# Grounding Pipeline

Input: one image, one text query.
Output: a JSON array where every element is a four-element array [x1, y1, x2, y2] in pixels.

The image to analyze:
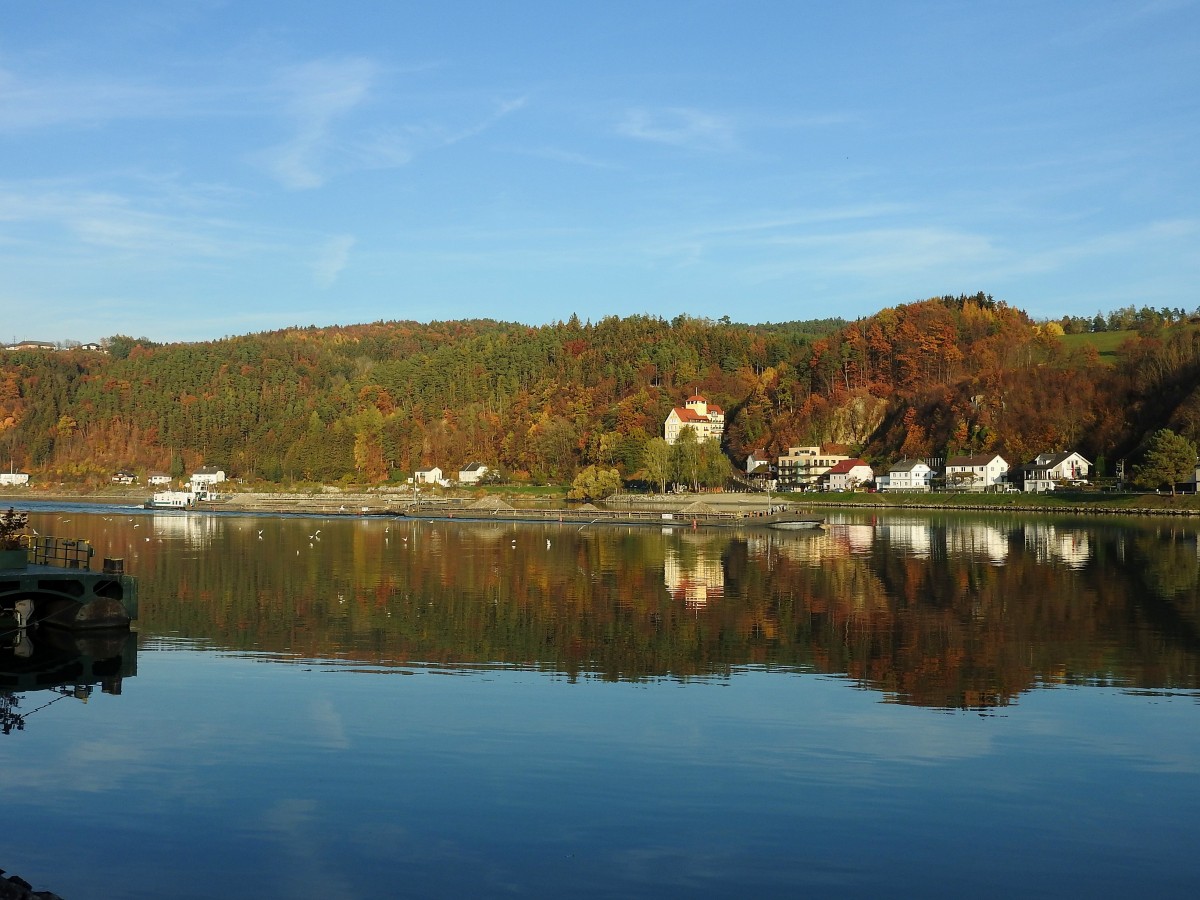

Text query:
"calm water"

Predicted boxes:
[[3, 502, 1199, 898]]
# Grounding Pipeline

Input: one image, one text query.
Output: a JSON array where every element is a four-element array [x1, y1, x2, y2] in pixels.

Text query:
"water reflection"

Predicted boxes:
[[20, 507, 1200, 709], [0, 629, 136, 734]]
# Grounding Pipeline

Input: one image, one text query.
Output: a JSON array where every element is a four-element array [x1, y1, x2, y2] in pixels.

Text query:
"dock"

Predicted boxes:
[[0, 536, 137, 630]]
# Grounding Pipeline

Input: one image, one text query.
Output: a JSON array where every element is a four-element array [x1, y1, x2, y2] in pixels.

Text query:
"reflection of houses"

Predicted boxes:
[[875, 520, 933, 557], [776, 446, 849, 490], [877, 460, 932, 492], [664, 542, 725, 608], [945, 453, 1009, 491], [1020, 451, 1091, 492], [949, 524, 1010, 564], [150, 513, 221, 548], [1024, 524, 1091, 569], [664, 395, 725, 444]]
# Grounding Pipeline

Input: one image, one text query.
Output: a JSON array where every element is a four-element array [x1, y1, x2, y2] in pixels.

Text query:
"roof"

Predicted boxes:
[[888, 459, 929, 473], [460, 462, 488, 472], [946, 454, 1007, 468], [1031, 451, 1090, 468], [827, 458, 871, 475], [194, 465, 224, 474], [670, 406, 709, 423], [686, 394, 706, 402]]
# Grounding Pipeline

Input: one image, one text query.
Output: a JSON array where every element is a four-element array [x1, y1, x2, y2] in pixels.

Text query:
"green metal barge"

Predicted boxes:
[[0, 536, 137, 630]]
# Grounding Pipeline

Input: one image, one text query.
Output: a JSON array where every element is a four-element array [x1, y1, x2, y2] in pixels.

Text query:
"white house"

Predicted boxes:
[[415, 467, 443, 485], [458, 462, 489, 484], [111, 470, 136, 485], [664, 395, 725, 445], [945, 454, 1009, 491], [824, 459, 874, 491], [745, 449, 772, 476], [1022, 451, 1092, 492], [0, 472, 30, 486], [878, 460, 933, 492], [190, 466, 226, 487], [147, 472, 172, 487]]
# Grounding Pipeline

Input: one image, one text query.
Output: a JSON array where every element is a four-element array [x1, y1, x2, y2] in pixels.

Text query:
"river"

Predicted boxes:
[[2, 502, 1198, 898]]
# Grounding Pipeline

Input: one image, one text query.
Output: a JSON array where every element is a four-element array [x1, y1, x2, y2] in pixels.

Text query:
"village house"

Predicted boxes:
[[877, 459, 933, 492], [776, 446, 850, 490], [824, 458, 874, 491], [3, 340, 56, 351], [945, 453, 1010, 491], [415, 466, 443, 485], [0, 472, 30, 486], [190, 466, 226, 487], [110, 470, 137, 485], [147, 473, 172, 487], [663, 395, 725, 445], [1020, 451, 1092, 492], [458, 462, 489, 484], [188, 466, 226, 497], [745, 449, 772, 476]]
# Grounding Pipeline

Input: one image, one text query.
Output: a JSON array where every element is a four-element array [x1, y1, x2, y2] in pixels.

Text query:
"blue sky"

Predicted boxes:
[[1, 1, 1196, 343]]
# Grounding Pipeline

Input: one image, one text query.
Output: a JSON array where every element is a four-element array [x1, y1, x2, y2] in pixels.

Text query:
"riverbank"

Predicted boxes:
[[2, 484, 1199, 519]]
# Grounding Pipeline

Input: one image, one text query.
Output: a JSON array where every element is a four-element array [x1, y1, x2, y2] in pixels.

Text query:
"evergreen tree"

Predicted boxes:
[[1135, 429, 1198, 495]]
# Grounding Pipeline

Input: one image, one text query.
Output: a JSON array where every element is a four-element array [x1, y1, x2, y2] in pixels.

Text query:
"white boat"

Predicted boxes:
[[145, 490, 196, 509], [767, 516, 825, 530]]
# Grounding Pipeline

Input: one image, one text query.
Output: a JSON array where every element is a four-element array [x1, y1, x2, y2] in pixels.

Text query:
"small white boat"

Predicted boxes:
[[766, 516, 824, 530]]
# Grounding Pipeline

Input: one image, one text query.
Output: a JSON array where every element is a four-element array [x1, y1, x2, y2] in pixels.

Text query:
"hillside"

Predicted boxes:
[[2, 296, 1198, 487]]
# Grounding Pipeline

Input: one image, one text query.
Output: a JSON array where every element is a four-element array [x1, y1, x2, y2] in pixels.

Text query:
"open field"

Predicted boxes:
[[1060, 329, 1137, 364]]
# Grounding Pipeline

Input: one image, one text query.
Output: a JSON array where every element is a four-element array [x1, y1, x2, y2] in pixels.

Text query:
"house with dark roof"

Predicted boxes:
[[878, 459, 933, 492], [1020, 451, 1091, 492], [945, 453, 1009, 491]]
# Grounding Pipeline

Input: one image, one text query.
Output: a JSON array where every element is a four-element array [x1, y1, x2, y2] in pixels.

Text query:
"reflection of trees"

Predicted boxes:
[[29, 512, 1200, 707]]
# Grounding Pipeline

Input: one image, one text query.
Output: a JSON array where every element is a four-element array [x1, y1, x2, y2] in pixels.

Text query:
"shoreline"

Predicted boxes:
[[2, 486, 1199, 521]]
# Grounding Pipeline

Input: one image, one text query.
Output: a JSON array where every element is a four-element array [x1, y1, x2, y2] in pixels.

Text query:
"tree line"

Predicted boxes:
[[1, 296, 1199, 489]]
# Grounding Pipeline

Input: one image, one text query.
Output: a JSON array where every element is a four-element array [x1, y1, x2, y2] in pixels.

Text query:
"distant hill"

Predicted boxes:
[[2, 298, 1198, 486]]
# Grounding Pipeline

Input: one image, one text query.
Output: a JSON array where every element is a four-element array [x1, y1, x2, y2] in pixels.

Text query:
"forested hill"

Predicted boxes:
[[2, 295, 1198, 486]]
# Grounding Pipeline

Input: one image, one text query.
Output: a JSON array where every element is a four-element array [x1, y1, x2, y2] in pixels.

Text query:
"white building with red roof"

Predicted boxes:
[[664, 395, 725, 444], [824, 458, 874, 491]]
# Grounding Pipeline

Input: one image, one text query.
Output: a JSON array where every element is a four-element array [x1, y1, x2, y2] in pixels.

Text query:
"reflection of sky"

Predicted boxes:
[[3, 651, 1198, 898]]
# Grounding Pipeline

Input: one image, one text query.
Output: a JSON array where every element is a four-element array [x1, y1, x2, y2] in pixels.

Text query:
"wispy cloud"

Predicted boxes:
[[0, 66, 188, 132], [313, 234, 355, 288], [258, 57, 528, 189], [259, 58, 381, 190], [617, 107, 737, 152], [0, 183, 254, 259]]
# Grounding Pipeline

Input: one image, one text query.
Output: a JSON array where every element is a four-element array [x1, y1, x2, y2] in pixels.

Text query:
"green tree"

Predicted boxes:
[[568, 465, 622, 501], [642, 437, 672, 494], [1134, 429, 1198, 496], [670, 427, 701, 492], [698, 437, 733, 488]]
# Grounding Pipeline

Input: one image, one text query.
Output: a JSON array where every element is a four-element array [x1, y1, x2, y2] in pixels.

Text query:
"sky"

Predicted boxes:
[[1, 0, 1197, 343]]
